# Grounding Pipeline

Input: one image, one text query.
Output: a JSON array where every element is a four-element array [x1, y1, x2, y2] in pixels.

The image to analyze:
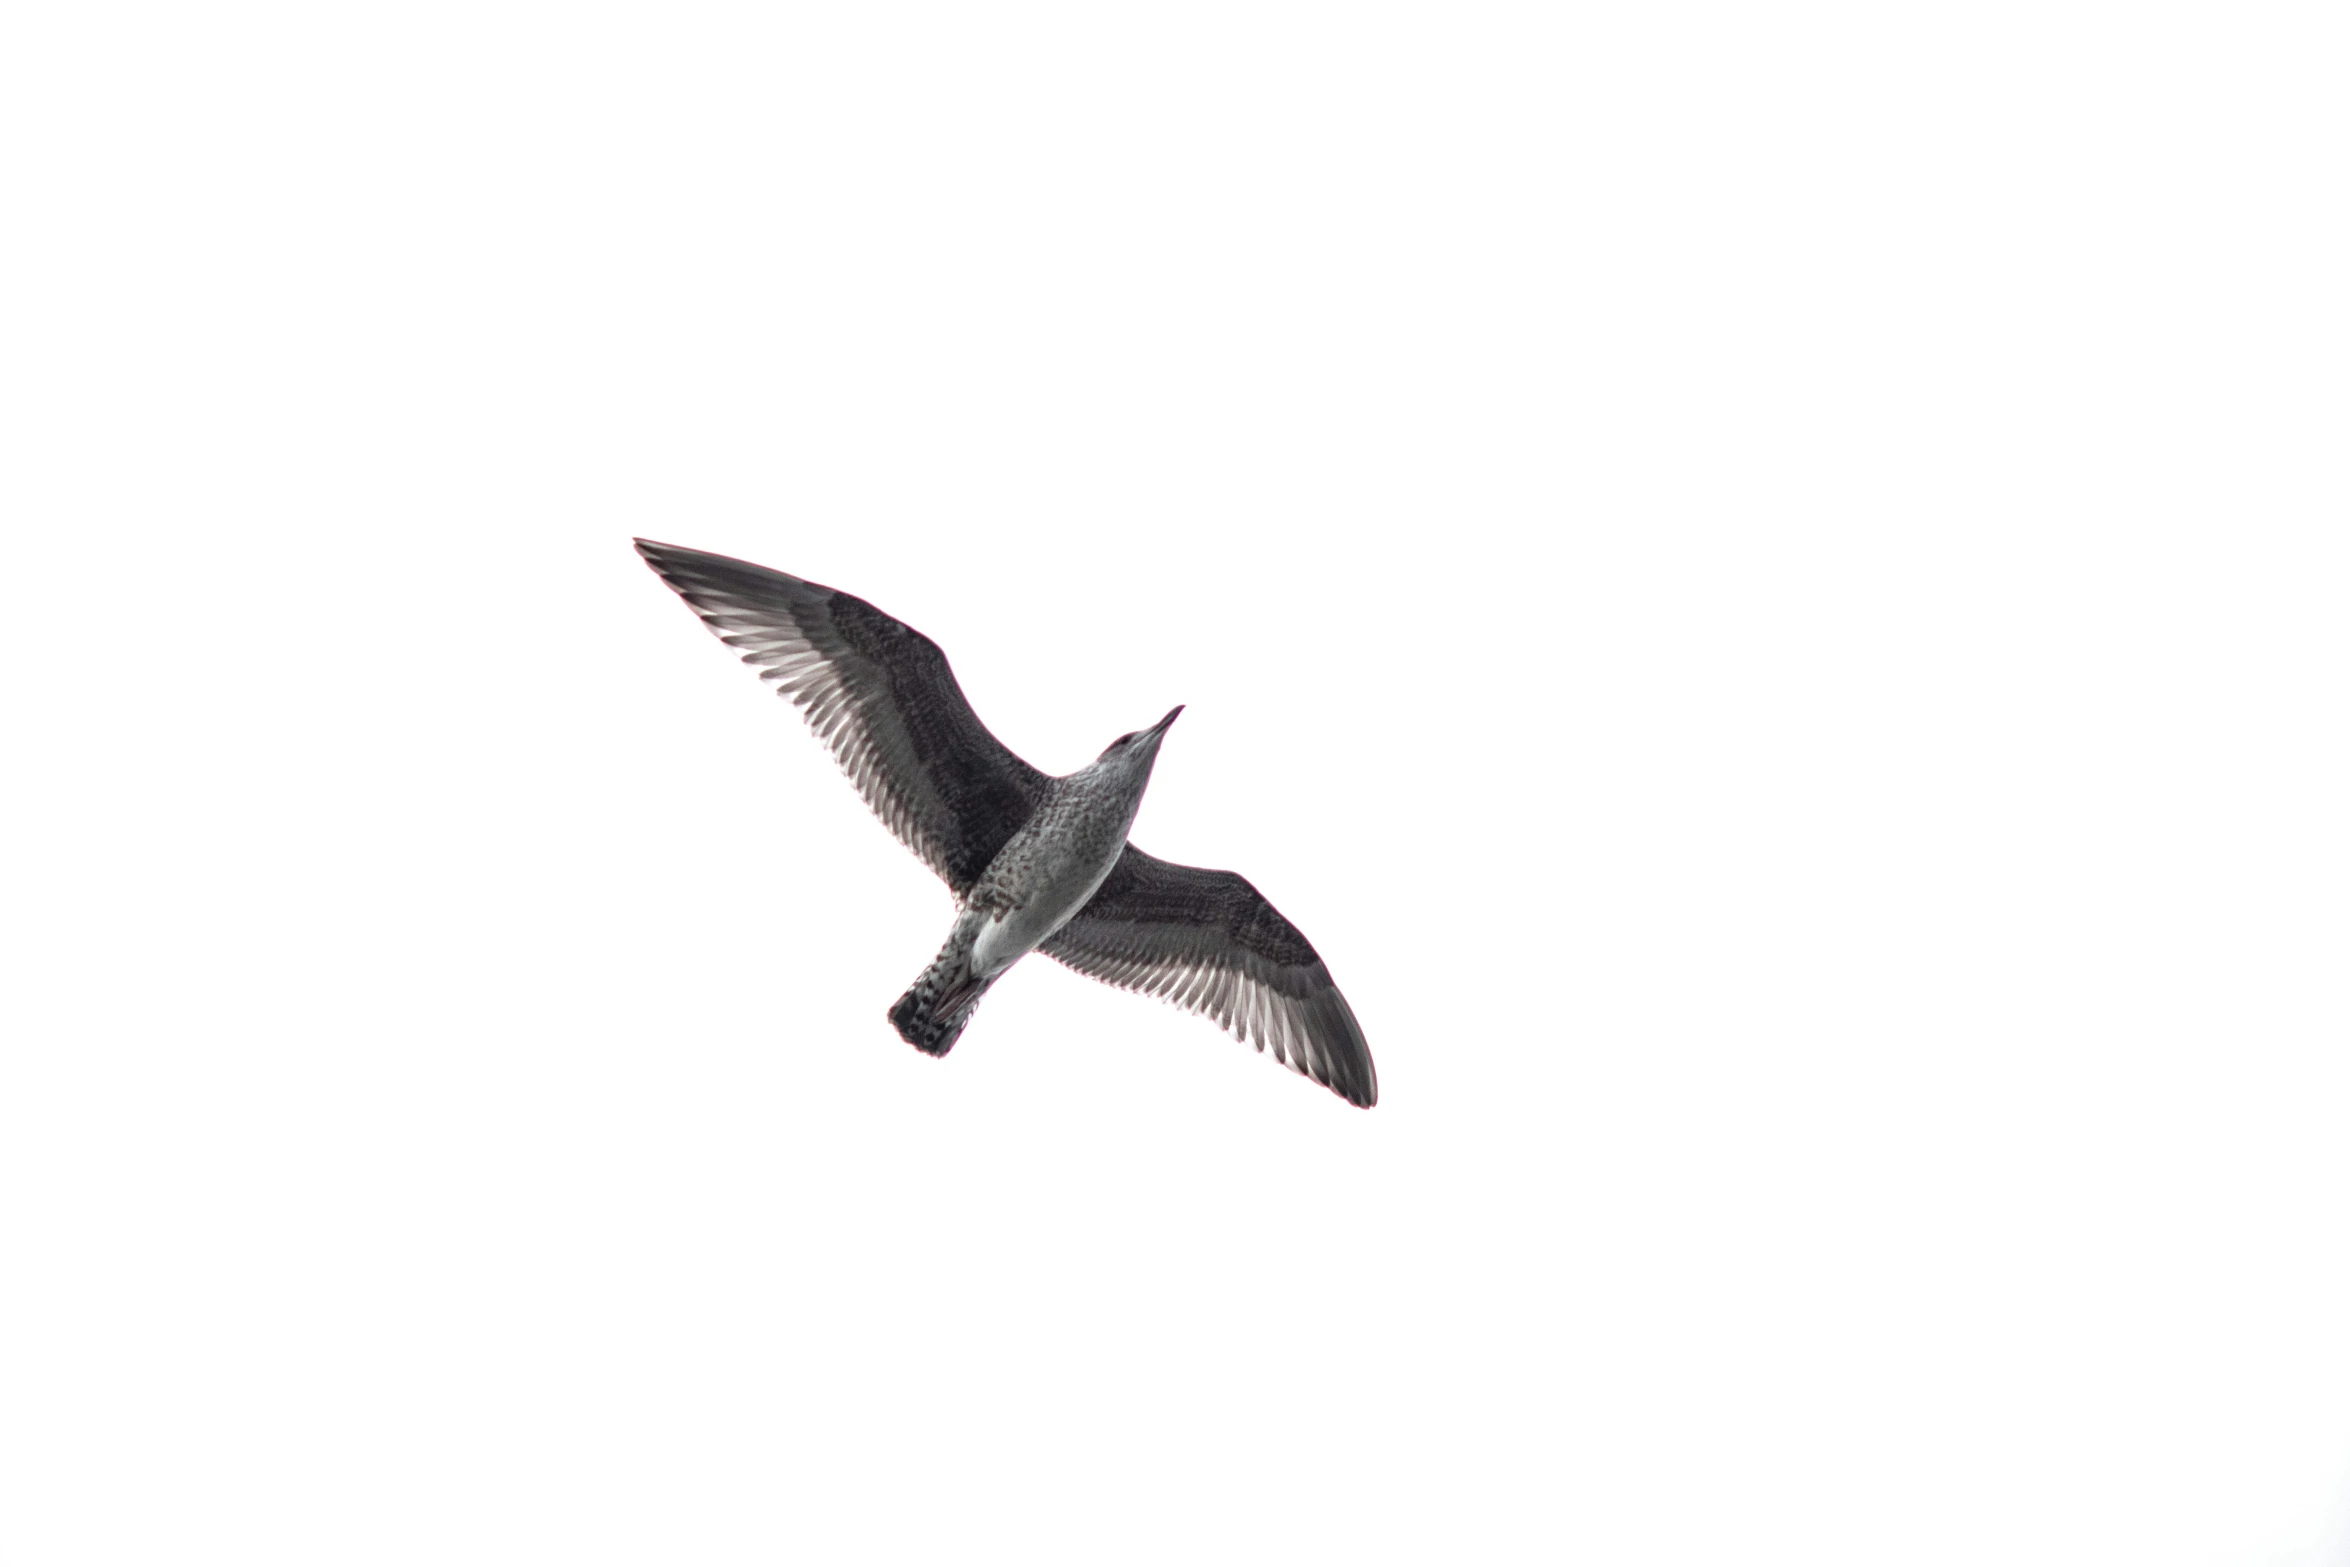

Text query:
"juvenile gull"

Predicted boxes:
[[635, 539, 1377, 1107]]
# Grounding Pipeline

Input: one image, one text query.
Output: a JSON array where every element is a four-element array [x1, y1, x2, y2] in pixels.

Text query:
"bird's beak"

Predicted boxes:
[[1147, 705, 1184, 739]]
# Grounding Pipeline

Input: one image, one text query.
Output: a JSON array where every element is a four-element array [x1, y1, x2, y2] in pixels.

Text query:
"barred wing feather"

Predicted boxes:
[[1043, 846, 1377, 1107], [634, 539, 1049, 894]]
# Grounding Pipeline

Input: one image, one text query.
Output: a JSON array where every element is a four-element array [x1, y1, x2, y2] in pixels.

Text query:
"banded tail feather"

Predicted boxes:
[[887, 936, 997, 1057]]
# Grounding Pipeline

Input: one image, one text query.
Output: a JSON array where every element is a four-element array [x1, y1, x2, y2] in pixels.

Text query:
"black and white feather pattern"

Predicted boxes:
[[1042, 846, 1377, 1107], [637, 539, 1379, 1107], [634, 539, 1048, 894]]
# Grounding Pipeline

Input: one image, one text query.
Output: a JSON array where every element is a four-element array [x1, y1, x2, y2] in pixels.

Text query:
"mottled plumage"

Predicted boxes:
[[635, 539, 1377, 1107]]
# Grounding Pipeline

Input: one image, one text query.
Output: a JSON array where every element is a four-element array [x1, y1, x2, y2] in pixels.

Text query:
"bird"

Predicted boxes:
[[634, 539, 1377, 1107]]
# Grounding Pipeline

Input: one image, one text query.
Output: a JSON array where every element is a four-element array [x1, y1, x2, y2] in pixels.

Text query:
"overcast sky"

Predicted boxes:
[[5, 3, 2347, 1563]]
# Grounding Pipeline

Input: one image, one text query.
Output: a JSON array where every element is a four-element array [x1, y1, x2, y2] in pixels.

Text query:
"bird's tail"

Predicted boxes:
[[888, 935, 997, 1057]]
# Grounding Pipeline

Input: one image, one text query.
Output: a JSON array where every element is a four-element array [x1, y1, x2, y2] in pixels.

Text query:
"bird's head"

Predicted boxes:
[[1098, 704, 1183, 766]]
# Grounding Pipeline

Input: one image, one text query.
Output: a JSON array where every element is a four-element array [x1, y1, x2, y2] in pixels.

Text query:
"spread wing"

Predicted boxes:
[[635, 539, 1050, 894], [1042, 846, 1377, 1107]]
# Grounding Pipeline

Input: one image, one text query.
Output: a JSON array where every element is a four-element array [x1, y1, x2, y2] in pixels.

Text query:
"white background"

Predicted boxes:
[[4, 3, 2346, 1562]]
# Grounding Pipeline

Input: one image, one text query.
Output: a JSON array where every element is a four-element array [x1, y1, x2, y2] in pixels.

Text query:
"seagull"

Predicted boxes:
[[634, 539, 1377, 1107]]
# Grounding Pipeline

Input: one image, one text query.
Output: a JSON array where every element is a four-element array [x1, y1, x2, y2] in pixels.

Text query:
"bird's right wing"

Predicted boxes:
[[1041, 845, 1377, 1107], [635, 540, 1050, 895]]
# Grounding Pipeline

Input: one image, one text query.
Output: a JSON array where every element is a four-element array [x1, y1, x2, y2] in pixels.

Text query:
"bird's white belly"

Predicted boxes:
[[967, 840, 1124, 978]]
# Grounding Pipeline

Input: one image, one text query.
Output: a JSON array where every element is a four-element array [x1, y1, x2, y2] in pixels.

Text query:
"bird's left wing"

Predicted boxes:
[[635, 540, 1050, 894], [1041, 845, 1377, 1107]]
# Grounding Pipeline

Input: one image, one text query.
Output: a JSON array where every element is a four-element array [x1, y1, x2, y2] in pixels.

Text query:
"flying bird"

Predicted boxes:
[[635, 539, 1377, 1107]]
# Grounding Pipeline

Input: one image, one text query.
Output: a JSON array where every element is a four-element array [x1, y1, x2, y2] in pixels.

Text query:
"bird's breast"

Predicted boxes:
[[964, 783, 1140, 976]]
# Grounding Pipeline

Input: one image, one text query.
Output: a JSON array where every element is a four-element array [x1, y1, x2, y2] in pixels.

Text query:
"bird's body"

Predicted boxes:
[[635, 539, 1377, 1106], [964, 748, 1165, 974], [891, 711, 1179, 1054]]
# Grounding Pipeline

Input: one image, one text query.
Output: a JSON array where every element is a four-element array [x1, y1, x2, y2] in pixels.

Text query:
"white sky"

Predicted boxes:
[[4, 3, 2347, 1562]]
